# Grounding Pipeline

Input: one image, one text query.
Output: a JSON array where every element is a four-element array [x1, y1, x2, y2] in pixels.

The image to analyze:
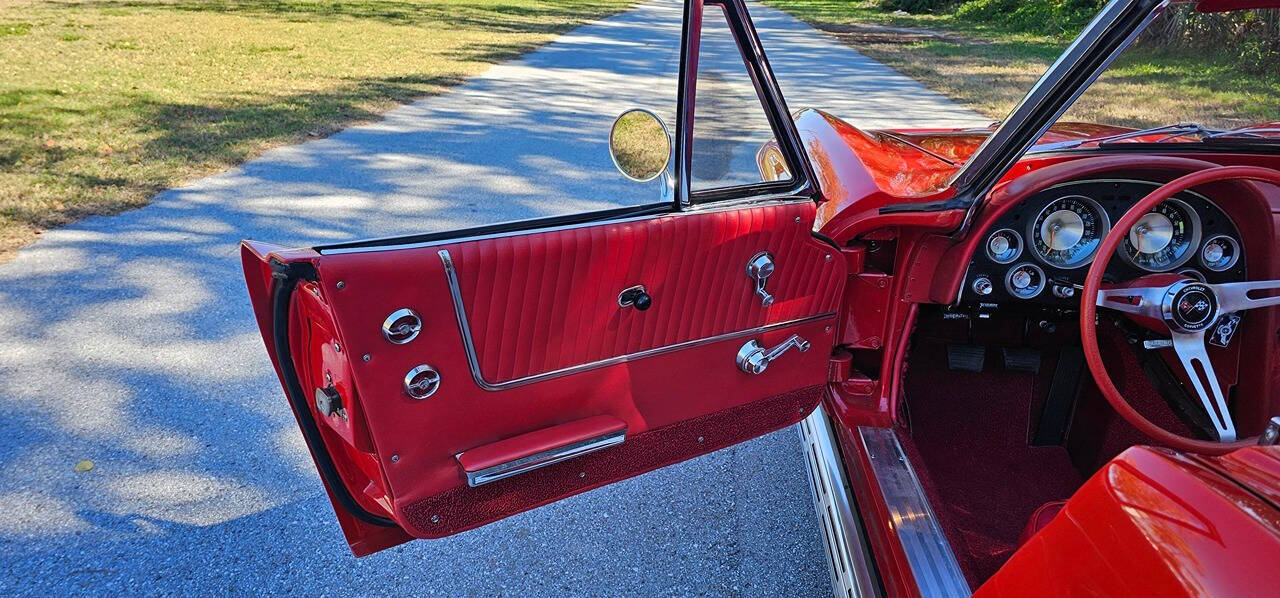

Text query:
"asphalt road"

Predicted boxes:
[[0, 1, 980, 595]]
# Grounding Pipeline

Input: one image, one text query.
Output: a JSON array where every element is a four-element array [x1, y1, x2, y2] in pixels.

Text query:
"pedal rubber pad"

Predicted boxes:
[[1002, 347, 1042, 374], [946, 344, 986, 372]]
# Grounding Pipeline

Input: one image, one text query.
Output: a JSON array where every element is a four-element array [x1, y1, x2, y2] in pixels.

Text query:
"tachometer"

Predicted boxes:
[[1119, 198, 1201, 272], [1028, 195, 1110, 269]]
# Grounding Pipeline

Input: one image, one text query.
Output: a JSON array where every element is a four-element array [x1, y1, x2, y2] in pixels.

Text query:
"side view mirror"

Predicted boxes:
[[608, 109, 672, 183]]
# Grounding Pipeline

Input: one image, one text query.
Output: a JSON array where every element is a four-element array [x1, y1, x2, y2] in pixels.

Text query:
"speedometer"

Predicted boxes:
[[1028, 195, 1110, 269], [1119, 198, 1201, 272]]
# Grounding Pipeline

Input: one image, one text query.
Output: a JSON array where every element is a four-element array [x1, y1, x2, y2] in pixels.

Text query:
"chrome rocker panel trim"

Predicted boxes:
[[801, 407, 880, 598], [858, 426, 970, 598], [438, 248, 836, 391]]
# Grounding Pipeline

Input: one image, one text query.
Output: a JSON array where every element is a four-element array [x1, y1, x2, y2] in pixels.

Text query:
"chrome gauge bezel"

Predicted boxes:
[[1177, 268, 1207, 283], [1004, 262, 1046, 299], [1199, 234, 1241, 272], [1027, 194, 1111, 270], [1116, 197, 1201, 273], [986, 228, 1024, 264]]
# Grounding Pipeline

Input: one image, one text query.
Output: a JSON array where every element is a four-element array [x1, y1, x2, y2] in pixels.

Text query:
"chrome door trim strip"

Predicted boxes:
[[318, 197, 811, 256], [801, 407, 881, 598], [457, 428, 627, 487], [857, 426, 970, 598], [438, 249, 835, 391]]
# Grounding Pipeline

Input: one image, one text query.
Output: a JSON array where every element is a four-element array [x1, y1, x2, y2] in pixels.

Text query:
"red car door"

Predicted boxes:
[[240, 0, 845, 556]]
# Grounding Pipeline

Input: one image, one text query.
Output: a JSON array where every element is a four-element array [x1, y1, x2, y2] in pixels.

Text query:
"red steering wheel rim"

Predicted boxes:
[[1080, 165, 1280, 455]]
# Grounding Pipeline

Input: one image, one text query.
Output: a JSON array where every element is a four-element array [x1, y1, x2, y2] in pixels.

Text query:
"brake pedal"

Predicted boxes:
[[946, 344, 985, 372], [1003, 347, 1042, 374]]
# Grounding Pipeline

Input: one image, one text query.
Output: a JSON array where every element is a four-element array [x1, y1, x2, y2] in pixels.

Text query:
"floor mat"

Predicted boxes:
[[900, 339, 1085, 585]]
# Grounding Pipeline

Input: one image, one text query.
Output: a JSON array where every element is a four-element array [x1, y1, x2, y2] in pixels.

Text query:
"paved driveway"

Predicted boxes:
[[0, 1, 980, 595]]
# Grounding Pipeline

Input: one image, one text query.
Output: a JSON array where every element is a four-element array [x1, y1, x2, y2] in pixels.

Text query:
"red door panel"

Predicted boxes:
[[441, 203, 843, 384], [242, 199, 846, 552]]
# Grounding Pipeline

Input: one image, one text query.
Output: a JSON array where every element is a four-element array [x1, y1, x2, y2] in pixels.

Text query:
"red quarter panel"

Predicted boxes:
[[977, 446, 1280, 597], [297, 200, 844, 538]]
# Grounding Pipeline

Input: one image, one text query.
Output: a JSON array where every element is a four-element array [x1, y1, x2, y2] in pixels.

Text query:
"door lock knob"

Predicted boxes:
[[618, 285, 652, 311], [736, 334, 810, 374]]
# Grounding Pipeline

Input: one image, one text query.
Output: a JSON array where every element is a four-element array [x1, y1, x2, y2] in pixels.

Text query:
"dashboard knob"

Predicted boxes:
[[972, 276, 993, 296]]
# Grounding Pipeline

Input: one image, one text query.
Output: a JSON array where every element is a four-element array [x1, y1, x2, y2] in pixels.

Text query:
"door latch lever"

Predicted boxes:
[[736, 334, 810, 375]]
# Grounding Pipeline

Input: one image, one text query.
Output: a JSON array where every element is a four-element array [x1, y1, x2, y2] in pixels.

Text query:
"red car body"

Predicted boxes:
[[241, 0, 1280, 594]]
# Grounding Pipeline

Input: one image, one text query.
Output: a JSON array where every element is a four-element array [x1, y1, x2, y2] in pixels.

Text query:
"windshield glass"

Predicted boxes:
[[1048, 4, 1279, 136]]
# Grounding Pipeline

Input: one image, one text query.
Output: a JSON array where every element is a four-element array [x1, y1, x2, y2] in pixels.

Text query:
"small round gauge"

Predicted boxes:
[[1005, 263, 1046, 299], [1119, 198, 1201, 272], [986, 228, 1023, 264], [1200, 234, 1241, 271], [1028, 195, 1110, 269]]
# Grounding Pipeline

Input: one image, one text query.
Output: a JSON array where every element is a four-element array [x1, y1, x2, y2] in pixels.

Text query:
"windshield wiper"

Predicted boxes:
[[1032, 122, 1223, 152], [1204, 126, 1280, 141], [877, 131, 957, 166]]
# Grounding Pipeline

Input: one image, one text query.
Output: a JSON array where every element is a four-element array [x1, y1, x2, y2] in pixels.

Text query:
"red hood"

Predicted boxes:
[[796, 109, 1279, 198]]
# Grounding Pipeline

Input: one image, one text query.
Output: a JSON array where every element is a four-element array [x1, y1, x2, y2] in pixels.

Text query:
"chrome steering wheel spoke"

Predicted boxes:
[[1171, 331, 1236, 442], [1095, 285, 1167, 319], [1212, 279, 1280, 314]]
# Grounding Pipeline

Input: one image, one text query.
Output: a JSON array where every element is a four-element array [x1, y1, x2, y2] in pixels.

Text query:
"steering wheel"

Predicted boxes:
[[1081, 165, 1280, 454]]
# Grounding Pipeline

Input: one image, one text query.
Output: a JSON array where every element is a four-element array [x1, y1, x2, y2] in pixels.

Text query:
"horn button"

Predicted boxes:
[[1162, 281, 1219, 333]]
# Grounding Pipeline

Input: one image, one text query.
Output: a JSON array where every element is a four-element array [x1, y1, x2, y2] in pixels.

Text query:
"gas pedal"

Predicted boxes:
[[1003, 347, 1042, 374]]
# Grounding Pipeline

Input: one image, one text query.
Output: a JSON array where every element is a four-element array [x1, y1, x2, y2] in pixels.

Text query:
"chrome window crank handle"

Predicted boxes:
[[747, 251, 775, 307], [736, 334, 810, 375]]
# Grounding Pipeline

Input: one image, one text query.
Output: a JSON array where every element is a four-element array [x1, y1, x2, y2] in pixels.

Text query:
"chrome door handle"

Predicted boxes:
[[747, 251, 775, 307], [736, 334, 810, 375]]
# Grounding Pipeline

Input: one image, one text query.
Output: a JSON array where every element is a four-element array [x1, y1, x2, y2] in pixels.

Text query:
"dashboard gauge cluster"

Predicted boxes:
[[962, 179, 1247, 306]]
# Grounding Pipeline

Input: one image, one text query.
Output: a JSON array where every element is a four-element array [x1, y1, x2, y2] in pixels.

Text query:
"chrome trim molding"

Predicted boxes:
[[800, 407, 880, 598], [858, 427, 970, 598], [457, 428, 626, 487], [318, 198, 811, 256], [438, 249, 836, 391], [617, 284, 648, 308]]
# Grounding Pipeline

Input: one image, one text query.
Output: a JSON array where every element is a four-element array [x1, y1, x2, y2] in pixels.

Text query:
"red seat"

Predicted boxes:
[[1019, 500, 1068, 545]]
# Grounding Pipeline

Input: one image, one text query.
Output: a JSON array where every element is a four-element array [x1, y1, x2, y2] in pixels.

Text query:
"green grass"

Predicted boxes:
[[764, 0, 1280, 130], [0, 0, 635, 259], [610, 110, 670, 181]]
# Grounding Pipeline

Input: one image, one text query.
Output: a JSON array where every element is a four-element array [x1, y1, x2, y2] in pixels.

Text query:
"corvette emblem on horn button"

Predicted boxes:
[[1165, 282, 1218, 332]]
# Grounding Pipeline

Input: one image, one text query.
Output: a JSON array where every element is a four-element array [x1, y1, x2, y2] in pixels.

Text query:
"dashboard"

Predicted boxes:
[[961, 179, 1247, 306]]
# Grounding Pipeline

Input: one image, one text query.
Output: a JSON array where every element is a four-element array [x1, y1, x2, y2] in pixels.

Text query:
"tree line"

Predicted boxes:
[[879, 0, 1279, 74]]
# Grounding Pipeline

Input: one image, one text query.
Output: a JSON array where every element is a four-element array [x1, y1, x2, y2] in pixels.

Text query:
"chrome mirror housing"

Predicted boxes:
[[608, 108, 672, 183]]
